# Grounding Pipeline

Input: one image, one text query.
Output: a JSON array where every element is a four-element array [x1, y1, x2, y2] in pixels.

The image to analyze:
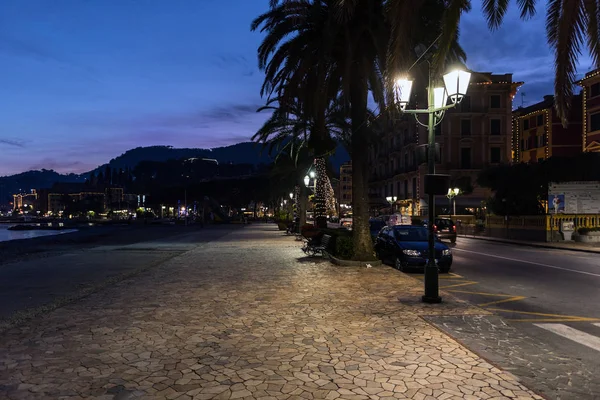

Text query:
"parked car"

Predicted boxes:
[[374, 225, 452, 273], [340, 218, 353, 230], [423, 218, 457, 243]]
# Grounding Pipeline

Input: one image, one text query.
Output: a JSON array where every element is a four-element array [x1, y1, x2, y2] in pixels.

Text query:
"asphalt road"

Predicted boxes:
[[424, 237, 600, 400]]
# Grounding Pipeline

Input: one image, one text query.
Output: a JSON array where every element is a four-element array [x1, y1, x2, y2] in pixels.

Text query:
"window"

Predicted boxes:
[[520, 139, 525, 150], [460, 148, 472, 169], [404, 180, 409, 198], [460, 96, 471, 112], [397, 182, 401, 196], [490, 147, 501, 163], [591, 82, 600, 98], [412, 178, 417, 198], [591, 112, 600, 132], [523, 119, 529, 130], [490, 119, 501, 135], [537, 114, 544, 126], [490, 95, 501, 108], [461, 119, 471, 136]]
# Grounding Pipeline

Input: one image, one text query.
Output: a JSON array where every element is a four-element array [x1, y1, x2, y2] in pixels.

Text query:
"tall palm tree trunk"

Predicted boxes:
[[350, 74, 375, 260]]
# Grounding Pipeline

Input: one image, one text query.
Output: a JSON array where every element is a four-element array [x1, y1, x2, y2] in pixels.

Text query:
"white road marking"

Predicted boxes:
[[453, 248, 600, 277], [534, 323, 600, 352]]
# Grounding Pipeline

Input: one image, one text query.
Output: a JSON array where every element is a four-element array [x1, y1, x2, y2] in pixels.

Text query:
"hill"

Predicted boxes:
[[0, 142, 350, 204]]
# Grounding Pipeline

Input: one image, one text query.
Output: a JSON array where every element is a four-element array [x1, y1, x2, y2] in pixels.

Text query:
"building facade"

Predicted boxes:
[[369, 72, 522, 216], [339, 162, 352, 208], [512, 95, 582, 163], [578, 69, 600, 153], [12, 190, 38, 211]]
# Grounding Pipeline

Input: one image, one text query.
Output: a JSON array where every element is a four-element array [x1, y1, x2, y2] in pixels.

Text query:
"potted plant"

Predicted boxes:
[[574, 227, 600, 243]]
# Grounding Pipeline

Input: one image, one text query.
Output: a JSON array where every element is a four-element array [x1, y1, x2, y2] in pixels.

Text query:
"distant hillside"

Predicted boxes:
[[0, 170, 86, 204], [93, 143, 275, 173], [0, 142, 350, 203]]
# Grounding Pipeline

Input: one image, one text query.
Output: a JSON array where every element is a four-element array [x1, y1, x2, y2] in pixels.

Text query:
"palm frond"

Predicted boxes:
[[584, 0, 600, 66], [516, 0, 537, 19], [549, 0, 586, 125], [433, 0, 471, 75]]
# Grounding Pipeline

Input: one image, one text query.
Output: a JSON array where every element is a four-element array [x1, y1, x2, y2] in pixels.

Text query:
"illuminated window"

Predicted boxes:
[[461, 119, 471, 136]]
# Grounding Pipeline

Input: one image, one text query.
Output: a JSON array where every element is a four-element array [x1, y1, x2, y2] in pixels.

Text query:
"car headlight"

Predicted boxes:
[[442, 249, 452, 256], [402, 249, 421, 257]]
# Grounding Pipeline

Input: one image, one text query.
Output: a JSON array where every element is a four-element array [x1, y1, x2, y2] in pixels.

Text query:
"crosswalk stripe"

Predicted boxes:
[[534, 323, 600, 352]]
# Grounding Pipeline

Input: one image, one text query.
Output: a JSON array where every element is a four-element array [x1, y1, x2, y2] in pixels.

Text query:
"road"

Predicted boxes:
[[423, 237, 600, 400]]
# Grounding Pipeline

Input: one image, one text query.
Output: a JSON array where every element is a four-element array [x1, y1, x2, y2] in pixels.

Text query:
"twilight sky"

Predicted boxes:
[[0, 0, 595, 176]]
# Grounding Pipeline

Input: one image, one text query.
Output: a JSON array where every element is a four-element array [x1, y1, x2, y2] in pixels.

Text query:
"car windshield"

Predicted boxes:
[[393, 227, 428, 241], [436, 219, 454, 228]]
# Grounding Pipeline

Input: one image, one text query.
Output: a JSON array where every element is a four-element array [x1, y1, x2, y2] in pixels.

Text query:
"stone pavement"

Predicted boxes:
[[0, 224, 544, 400]]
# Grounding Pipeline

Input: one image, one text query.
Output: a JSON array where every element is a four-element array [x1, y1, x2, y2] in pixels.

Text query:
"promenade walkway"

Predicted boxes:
[[0, 224, 543, 399]]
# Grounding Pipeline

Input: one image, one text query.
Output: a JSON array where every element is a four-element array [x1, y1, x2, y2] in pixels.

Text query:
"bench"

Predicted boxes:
[[302, 234, 332, 256]]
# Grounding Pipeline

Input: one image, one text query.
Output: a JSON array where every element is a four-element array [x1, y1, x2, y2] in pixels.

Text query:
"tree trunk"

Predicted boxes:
[[350, 74, 376, 261]]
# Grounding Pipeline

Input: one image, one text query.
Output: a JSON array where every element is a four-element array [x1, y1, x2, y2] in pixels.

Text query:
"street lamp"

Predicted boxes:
[[386, 196, 397, 213], [394, 67, 471, 304], [446, 188, 460, 216], [289, 192, 294, 200]]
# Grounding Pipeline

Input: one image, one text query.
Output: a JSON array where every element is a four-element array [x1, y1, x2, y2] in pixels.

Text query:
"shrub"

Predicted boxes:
[[578, 227, 600, 235], [334, 236, 354, 259]]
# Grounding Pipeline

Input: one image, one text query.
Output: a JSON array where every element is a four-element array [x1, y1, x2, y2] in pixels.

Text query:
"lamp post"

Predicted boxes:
[[394, 67, 471, 304], [386, 196, 397, 213], [446, 188, 460, 216]]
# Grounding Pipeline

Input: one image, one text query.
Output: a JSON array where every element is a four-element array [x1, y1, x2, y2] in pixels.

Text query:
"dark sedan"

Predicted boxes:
[[374, 225, 452, 273]]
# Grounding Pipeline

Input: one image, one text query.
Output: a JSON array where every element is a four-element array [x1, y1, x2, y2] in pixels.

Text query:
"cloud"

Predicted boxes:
[[0, 32, 100, 82], [0, 138, 25, 147], [27, 158, 93, 173]]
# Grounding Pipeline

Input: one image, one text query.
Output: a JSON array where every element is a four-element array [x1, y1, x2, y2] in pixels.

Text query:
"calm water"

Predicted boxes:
[[0, 224, 78, 243]]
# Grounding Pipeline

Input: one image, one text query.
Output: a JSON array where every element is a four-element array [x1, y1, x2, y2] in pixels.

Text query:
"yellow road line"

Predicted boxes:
[[440, 281, 478, 289], [447, 290, 512, 297], [477, 296, 527, 307]]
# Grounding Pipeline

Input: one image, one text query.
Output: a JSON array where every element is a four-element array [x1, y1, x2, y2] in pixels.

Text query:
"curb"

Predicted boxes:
[[323, 251, 382, 267], [460, 235, 600, 254]]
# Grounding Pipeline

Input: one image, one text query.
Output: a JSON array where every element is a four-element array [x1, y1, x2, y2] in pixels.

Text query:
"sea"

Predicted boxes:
[[0, 224, 78, 243]]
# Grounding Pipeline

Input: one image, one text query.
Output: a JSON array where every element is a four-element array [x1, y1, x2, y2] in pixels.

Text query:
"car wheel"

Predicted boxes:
[[395, 257, 405, 272]]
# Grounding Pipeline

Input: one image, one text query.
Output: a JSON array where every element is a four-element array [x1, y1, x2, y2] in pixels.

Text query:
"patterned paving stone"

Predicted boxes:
[[0, 225, 543, 399]]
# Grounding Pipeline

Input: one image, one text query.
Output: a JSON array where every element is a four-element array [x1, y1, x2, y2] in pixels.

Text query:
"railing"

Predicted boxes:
[[546, 214, 600, 231]]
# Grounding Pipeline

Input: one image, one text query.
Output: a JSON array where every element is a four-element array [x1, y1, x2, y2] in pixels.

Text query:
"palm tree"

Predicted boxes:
[[403, 0, 600, 125], [253, 95, 349, 228], [253, 0, 387, 259]]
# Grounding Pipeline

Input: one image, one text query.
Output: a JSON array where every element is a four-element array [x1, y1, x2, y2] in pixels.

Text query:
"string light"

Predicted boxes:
[[313, 157, 333, 222], [545, 109, 550, 159], [583, 86, 588, 152]]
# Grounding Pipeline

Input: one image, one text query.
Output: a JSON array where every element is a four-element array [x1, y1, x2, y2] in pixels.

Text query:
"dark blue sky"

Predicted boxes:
[[0, 0, 594, 175]]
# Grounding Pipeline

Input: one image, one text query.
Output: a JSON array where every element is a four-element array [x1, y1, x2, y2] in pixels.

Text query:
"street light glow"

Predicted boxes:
[[309, 171, 316, 179], [289, 192, 294, 199], [394, 78, 413, 111], [433, 87, 447, 110], [443, 69, 471, 104], [304, 175, 310, 187]]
